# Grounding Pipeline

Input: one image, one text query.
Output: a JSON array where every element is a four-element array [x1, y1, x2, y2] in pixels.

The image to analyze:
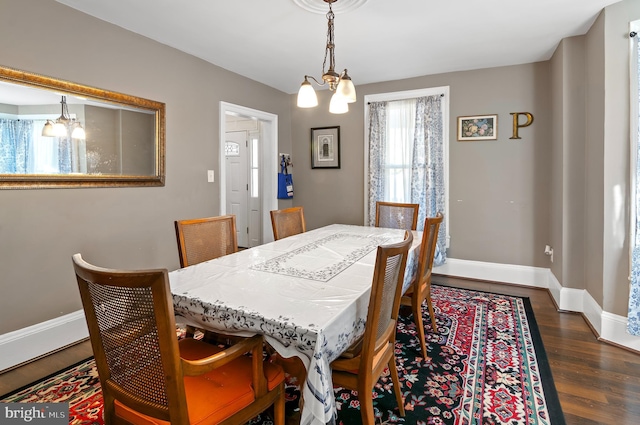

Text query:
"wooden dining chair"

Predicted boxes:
[[175, 215, 239, 340], [330, 231, 413, 425], [175, 215, 238, 268], [270, 206, 306, 240], [72, 253, 285, 425], [400, 213, 443, 360], [374, 201, 420, 230]]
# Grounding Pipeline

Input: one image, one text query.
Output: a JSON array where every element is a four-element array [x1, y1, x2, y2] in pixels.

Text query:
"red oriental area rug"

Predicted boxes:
[[0, 285, 565, 425]]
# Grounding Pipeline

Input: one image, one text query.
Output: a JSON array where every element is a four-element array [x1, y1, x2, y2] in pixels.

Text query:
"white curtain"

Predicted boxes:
[[29, 119, 61, 173], [367, 94, 447, 265]]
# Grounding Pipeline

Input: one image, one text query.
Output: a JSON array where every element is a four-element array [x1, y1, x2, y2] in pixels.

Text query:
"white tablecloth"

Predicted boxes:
[[169, 224, 420, 425]]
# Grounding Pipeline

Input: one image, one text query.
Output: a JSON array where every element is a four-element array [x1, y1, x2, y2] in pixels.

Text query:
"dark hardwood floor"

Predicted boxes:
[[1, 276, 639, 424]]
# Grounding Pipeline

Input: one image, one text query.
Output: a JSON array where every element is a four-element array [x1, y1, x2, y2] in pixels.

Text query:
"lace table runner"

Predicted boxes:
[[249, 232, 389, 282]]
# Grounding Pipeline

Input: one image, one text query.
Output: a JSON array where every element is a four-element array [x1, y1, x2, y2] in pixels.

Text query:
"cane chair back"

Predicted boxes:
[[175, 215, 238, 268], [72, 253, 285, 425], [270, 207, 306, 240], [375, 201, 419, 231], [330, 231, 413, 425], [400, 213, 443, 359]]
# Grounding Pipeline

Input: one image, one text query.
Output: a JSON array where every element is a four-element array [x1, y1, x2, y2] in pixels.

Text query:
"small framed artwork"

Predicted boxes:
[[457, 114, 498, 141], [311, 126, 340, 169]]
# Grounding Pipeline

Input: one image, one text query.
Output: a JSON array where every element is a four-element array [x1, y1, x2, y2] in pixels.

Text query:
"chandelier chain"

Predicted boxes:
[[322, 3, 335, 76]]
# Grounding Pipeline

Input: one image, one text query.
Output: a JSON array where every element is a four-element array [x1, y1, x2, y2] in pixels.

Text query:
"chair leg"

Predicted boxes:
[[358, 384, 376, 425], [103, 394, 115, 424], [388, 357, 405, 417], [412, 298, 428, 360], [185, 325, 196, 338], [425, 294, 438, 333], [273, 383, 286, 425]]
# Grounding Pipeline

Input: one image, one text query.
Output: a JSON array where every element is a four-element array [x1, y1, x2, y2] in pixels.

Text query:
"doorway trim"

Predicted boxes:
[[219, 102, 278, 244]]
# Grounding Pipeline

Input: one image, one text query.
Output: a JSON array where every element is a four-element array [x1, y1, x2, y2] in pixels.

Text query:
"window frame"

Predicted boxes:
[[363, 86, 450, 245]]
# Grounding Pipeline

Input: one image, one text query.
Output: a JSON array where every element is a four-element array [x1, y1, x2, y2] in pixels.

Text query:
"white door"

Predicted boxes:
[[220, 102, 277, 245], [225, 131, 249, 247]]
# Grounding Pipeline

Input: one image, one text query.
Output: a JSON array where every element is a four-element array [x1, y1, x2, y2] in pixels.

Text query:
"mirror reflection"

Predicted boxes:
[[0, 65, 165, 188]]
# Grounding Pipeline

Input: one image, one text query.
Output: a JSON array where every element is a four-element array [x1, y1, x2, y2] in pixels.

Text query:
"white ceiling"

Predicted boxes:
[[56, 0, 619, 94]]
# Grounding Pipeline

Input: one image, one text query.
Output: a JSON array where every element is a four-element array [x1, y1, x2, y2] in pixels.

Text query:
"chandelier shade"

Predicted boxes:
[[335, 70, 356, 103], [297, 0, 356, 114], [41, 120, 55, 137], [297, 77, 319, 108], [71, 123, 86, 139], [329, 93, 348, 114]]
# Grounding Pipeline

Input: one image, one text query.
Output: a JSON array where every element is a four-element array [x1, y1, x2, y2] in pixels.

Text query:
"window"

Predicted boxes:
[[0, 117, 84, 174], [225, 141, 240, 156], [250, 136, 259, 198], [364, 87, 449, 264]]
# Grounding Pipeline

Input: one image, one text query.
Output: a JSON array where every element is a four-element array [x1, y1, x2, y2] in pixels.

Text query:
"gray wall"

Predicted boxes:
[[543, 0, 640, 315], [291, 63, 552, 268], [549, 41, 565, 285], [585, 12, 607, 307], [0, 0, 293, 334], [549, 36, 588, 290]]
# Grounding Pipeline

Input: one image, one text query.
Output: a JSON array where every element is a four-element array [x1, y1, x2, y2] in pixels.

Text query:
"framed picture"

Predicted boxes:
[[311, 126, 340, 169], [457, 114, 498, 141]]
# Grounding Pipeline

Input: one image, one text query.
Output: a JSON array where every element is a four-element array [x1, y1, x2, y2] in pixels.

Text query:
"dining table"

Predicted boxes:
[[169, 224, 421, 425]]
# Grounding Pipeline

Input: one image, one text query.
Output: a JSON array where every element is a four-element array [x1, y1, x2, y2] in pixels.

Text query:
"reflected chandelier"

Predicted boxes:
[[42, 95, 86, 139], [297, 0, 356, 114]]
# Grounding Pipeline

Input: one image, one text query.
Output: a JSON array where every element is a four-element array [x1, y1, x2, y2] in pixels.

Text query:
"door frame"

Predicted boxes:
[[219, 102, 278, 244]]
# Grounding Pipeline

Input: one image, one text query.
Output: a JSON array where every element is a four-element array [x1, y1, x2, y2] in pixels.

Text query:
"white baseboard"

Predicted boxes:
[[435, 257, 640, 353], [434, 258, 550, 289], [2, 258, 639, 371], [0, 310, 88, 372], [601, 311, 640, 351]]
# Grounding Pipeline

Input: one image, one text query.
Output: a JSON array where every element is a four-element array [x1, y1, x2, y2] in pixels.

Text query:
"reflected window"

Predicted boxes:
[[0, 118, 87, 174]]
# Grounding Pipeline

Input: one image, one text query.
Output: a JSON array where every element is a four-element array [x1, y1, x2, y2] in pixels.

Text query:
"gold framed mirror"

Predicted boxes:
[[0, 65, 165, 189]]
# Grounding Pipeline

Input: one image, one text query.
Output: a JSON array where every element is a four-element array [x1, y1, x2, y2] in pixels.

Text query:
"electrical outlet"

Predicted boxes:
[[207, 170, 214, 183], [544, 245, 553, 262]]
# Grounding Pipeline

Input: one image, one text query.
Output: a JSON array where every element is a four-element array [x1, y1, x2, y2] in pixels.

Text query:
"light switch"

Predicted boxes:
[[207, 170, 214, 183]]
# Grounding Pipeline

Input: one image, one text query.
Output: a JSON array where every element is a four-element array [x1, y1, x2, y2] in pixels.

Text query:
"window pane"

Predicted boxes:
[[225, 141, 240, 156], [251, 169, 259, 198], [383, 99, 415, 202], [251, 138, 259, 168]]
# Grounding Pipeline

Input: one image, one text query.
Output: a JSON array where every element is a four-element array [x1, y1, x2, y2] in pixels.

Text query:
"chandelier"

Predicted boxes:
[[42, 95, 86, 139], [297, 0, 356, 114]]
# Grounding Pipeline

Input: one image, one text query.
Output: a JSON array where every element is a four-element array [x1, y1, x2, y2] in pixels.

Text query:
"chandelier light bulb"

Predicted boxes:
[[329, 93, 348, 114], [41, 120, 55, 137], [52, 122, 68, 137], [297, 77, 319, 108], [71, 123, 86, 140], [336, 70, 356, 103]]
